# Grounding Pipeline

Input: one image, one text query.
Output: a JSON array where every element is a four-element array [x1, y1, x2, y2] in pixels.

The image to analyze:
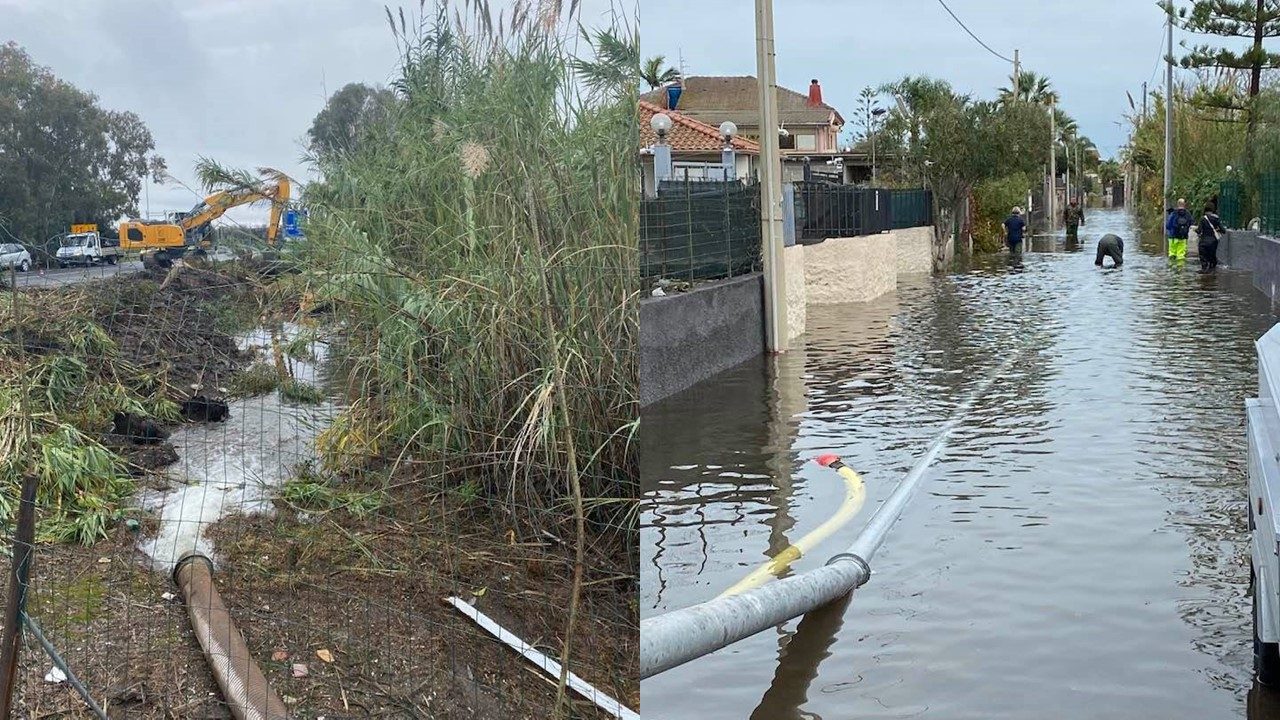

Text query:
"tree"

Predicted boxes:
[[640, 55, 679, 89], [307, 82, 397, 162], [0, 42, 162, 245], [998, 70, 1059, 105], [1175, 0, 1280, 170], [881, 76, 1049, 267], [1177, 0, 1280, 99]]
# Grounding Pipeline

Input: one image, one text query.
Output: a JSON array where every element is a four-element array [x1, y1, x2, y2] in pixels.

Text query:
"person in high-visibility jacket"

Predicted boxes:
[[1165, 198, 1193, 261]]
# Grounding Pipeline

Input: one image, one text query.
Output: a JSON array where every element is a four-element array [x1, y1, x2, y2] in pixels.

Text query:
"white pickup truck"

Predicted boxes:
[[55, 231, 121, 268], [1248, 324, 1280, 685]]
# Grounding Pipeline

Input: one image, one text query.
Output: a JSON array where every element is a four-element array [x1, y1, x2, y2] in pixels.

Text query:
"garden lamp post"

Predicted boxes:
[[870, 107, 887, 185], [720, 121, 738, 181], [651, 113, 674, 185]]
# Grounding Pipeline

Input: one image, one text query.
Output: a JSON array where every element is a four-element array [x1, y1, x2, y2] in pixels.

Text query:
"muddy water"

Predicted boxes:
[[640, 209, 1280, 719], [140, 326, 339, 574]]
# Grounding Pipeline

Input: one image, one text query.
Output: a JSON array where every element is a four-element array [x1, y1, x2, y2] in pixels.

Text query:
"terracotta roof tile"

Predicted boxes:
[[639, 76, 844, 128], [639, 100, 760, 154]]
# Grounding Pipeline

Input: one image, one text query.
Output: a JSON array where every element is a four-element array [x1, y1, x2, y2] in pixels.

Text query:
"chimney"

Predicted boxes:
[[808, 79, 822, 107]]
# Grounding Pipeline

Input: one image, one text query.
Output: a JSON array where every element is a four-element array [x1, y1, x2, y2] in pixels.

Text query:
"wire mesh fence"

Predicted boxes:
[[0, 246, 636, 719], [640, 181, 762, 284]]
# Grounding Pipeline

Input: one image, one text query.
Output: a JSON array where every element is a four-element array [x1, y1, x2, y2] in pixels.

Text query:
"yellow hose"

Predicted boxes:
[[717, 455, 865, 598]]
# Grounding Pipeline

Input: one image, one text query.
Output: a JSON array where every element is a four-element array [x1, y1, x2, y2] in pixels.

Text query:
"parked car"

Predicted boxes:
[[0, 243, 32, 272]]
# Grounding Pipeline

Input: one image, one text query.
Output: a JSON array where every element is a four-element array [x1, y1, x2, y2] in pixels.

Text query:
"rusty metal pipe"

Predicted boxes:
[[173, 553, 289, 720]]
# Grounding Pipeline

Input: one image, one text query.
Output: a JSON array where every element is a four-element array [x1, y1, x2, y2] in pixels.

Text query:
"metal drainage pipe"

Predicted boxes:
[[640, 356, 1015, 680], [173, 553, 289, 720]]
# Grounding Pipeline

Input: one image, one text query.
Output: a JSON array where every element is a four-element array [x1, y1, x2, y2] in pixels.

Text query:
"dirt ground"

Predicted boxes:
[[6, 265, 638, 719], [15, 491, 636, 719]]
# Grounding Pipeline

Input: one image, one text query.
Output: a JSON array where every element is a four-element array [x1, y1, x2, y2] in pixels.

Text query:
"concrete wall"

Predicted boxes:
[[639, 273, 764, 406], [1222, 230, 1260, 272], [639, 225, 937, 405], [895, 226, 933, 275], [802, 232, 897, 305]]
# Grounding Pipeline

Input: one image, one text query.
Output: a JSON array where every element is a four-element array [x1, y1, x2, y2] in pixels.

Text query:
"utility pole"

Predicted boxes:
[[1048, 100, 1056, 232], [1137, 81, 1147, 210], [756, 0, 788, 352], [1163, 4, 1174, 228], [1013, 49, 1020, 98]]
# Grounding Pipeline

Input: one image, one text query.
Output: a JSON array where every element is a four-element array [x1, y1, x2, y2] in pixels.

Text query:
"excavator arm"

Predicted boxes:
[[181, 177, 290, 246]]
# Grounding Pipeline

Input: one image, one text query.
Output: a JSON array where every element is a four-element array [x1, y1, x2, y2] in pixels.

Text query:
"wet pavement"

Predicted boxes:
[[640, 209, 1280, 719], [10, 261, 143, 288]]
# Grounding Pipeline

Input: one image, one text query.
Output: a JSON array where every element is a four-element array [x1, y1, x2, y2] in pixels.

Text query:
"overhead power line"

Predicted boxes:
[[934, 0, 1014, 64]]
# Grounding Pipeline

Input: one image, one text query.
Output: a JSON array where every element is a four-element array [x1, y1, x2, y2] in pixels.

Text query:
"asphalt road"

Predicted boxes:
[[12, 261, 144, 288]]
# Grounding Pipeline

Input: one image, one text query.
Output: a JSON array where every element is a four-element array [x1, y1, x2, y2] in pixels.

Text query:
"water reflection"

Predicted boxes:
[[641, 209, 1280, 718]]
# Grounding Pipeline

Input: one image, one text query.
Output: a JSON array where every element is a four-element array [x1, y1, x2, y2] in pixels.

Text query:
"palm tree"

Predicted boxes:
[[571, 27, 639, 100], [641, 56, 680, 90], [999, 70, 1059, 105]]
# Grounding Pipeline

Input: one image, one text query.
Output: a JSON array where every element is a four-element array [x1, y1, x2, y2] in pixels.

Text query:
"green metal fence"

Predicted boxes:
[[640, 181, 761, 283], [890, 189, 934, 229], [1219, 179, 1242, 229], [1261, 172, 1280, 235]]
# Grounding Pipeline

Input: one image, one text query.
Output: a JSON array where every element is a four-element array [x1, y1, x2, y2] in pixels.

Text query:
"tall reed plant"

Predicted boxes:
[[300, 0, 638, 540]]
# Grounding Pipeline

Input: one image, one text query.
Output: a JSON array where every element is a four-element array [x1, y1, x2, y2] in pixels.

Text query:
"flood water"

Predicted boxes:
[[140, 325, 339, 574], [640, 209, 1280, 719]]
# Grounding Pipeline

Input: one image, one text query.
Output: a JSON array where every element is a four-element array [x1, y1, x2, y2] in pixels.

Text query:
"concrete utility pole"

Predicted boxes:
[[756, 0, 788, 352], [1013, 49, 1020, 98], [1136, 81, 1147, 210], [1164, 5, 1174, 223], [1049, 100, 1056, 231]]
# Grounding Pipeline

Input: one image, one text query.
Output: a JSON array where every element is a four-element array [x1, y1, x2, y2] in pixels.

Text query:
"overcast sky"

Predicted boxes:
[[0, 0, 624, 226], [642, 0, 1203, 160]]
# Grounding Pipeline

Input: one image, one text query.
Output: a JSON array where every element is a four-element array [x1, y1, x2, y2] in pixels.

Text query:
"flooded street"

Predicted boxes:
[[640, 209, 1280, 718]]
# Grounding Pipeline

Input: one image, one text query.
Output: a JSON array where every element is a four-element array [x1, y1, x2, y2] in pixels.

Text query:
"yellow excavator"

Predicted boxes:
[[120, 175, 290, 269]]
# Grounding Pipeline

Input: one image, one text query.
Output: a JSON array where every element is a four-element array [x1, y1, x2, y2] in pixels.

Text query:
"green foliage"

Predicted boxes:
[[998, 70, 1058, 105], [973, 173, 1035, 253], [229, 363, 281, 397], [282, 473, 385, 518], [0, 42, 163, 245], [279, 379, 325, 405], [1176, 0, 1280, 87], [1127, 82, 1249, 217], [294, 2, 637, 537], [640, 56, 679, 90], [307, 82, 398, 162]]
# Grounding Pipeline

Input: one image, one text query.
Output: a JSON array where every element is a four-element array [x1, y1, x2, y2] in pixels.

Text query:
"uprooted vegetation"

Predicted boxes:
[[0, 264, 280, 543]]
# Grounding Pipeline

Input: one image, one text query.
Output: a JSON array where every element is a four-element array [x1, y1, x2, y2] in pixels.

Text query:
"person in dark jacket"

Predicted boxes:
[[1165, 198, 1193, 261], [1095, 233, 1124, 268], [1198, 204, 1225, 271], [1002, 206, 1026, 254], [1064, 200, 1085, 241]]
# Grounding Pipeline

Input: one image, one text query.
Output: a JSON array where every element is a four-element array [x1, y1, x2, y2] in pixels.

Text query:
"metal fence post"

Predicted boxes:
[[0, 265, 34, 718]]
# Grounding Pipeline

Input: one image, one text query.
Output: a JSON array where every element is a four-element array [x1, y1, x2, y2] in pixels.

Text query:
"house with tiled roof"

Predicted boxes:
[[641, 76, 874, 184], [638, 99, 759, 196]]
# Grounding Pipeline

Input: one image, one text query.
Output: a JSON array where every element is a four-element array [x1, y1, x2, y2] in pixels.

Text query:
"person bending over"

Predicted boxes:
[[1095, 233, 1124, 268]]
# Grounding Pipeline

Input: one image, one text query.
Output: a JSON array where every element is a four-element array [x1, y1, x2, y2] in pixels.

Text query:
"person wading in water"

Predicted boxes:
[[1165, 198, 1193, 262], [1002, 206, 1026, 254], [1064, 199, 1085, 242], [1198, 202, 1225, 272]]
